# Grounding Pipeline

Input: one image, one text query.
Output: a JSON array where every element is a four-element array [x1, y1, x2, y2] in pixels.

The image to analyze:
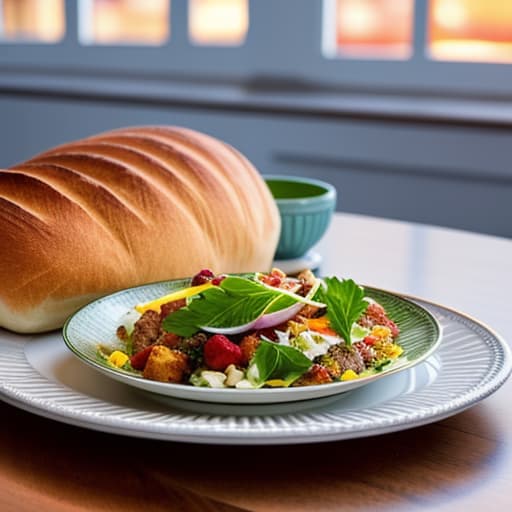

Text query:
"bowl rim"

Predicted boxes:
[[263, 174, 337, 204]]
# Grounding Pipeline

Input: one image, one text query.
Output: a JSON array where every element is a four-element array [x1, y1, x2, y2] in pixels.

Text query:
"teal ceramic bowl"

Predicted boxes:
[[264, 175, 337, 259]]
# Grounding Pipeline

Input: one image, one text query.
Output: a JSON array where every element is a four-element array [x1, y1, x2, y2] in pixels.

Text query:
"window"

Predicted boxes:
[[189, 0, 248, 46], [324, 0, 414, 59], [1, 1, 512, 98], [79, 0, 170, 46], [428, 0, 512, 63], [324, 0, 512, 64], [0, 0, 65, 42]]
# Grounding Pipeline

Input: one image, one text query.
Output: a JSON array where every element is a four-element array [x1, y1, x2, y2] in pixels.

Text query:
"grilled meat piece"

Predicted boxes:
[[316, 344, 365, 379], [132, 310, 161, 354]]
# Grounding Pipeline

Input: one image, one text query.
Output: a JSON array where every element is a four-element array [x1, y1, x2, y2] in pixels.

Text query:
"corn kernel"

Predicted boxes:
[[388, 344, 404, 358], [371, 326, 392, 339], [341, 369, 359, 381], [108, 350, 129, 368]]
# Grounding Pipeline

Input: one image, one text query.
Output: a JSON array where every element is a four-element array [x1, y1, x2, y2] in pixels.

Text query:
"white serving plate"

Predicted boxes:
[[0, 298, 510, 445]]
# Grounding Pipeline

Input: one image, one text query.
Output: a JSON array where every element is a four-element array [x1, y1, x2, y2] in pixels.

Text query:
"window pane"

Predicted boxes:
[[325, 0, 413, 59], [0, 0, 65, 42], [189, 0, 248, 46], [429, 0, 512, 63], [80, 0, 170, 45]]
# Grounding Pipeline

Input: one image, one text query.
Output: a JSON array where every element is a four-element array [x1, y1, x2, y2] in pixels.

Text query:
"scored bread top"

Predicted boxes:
[[0, 126, 280, 333]]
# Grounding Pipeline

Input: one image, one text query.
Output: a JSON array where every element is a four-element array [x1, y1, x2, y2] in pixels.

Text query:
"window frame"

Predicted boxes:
[[0, 0, 511, 99]]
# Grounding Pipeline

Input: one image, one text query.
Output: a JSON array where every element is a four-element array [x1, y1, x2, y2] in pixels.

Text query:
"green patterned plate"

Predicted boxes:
[[62, 280, 442, 404]]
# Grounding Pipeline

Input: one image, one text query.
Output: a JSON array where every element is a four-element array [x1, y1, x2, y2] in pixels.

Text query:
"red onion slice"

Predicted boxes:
[[198, 320, 261, 336], [198, 304, 301, 335], [251, 302, 305, 329]]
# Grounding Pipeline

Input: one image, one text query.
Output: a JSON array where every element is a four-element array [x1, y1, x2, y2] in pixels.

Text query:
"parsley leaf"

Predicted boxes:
[[316, 277, 368, 347]]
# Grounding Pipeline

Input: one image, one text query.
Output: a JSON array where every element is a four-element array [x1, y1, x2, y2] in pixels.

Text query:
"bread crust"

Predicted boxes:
[[0, 126, 280, 333]]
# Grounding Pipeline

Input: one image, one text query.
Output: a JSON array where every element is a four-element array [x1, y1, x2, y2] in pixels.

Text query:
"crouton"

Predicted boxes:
[[142, 345, 190, 383]]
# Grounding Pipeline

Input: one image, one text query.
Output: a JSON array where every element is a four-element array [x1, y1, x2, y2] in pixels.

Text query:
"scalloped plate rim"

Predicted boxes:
[[0, 297, 509, 444]]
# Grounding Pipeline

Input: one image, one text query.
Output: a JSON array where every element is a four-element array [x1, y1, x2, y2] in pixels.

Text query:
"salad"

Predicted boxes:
[[98, 269, 403, 389]]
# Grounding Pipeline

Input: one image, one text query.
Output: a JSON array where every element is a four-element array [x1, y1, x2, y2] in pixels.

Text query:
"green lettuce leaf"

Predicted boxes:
[[163, 277, 297, 337]]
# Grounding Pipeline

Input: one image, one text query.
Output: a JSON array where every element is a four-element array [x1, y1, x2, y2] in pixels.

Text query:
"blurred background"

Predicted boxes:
[[1, 0, 511, 237]]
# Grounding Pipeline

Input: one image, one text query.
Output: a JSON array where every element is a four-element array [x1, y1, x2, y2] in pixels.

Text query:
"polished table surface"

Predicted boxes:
[[1, 212, 511, 511]]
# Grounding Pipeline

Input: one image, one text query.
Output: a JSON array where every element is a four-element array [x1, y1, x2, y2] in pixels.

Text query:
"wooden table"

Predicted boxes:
[[1, 213, 511, 511]]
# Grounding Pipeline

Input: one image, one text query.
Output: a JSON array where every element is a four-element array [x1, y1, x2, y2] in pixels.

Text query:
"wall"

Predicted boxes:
[[1, 89, 511, 238]]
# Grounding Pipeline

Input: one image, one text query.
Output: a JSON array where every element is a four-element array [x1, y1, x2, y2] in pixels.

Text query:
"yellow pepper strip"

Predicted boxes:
[[108, 350, 129, 368], [341, 369, 359, 381], [135, 282, 213, 314], [265, 379, 290, 387]]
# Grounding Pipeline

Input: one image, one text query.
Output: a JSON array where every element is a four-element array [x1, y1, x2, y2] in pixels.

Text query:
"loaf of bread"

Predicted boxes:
[[0, 126, 280, 333]]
